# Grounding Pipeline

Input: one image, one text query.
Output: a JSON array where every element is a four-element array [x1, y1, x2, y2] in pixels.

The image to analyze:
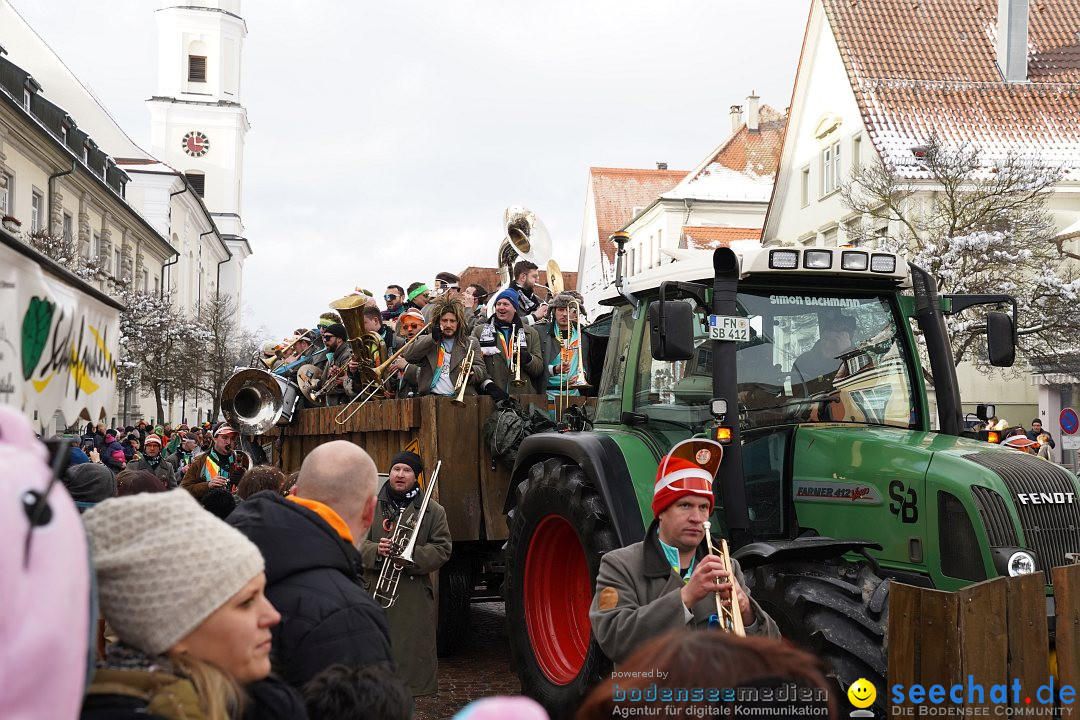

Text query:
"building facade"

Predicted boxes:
[[576, 98, 786, 314], [0, 0, 253, 425], [762, 0, 1080, 448]]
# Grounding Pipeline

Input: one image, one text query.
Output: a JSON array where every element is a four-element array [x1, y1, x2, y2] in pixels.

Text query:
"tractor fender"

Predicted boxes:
[[734, 537, 884, 571], [508, 432, 646, 547]]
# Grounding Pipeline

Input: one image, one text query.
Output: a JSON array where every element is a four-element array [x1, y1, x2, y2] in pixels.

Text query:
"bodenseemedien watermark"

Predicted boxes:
[[609, 681, 831, 717]]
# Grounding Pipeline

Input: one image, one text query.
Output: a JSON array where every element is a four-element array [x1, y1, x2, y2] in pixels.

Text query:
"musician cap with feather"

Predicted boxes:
[[652, 438, 723, 517]]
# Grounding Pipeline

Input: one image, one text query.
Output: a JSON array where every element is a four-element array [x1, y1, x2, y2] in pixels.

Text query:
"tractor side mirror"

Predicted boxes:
[[649, 301, 695, 361], [976, 403, 996, 422], [986, 312, 1015, 368]]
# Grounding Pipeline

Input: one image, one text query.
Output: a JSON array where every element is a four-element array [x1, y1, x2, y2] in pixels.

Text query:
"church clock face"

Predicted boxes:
[[182, 131, 210, 157]]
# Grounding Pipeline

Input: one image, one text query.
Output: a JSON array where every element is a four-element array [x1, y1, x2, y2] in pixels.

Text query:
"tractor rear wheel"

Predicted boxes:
[[745, 560, 889, 714], [505, 458, 618, 719]]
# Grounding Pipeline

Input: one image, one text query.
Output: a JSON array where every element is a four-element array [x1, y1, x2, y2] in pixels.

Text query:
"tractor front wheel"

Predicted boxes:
[[746, 560, 889, 714], [505, 458, 618, 719]]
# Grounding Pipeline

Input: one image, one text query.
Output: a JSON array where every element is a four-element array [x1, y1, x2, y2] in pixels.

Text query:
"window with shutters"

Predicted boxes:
[[186, 172, 206, 197], [0, 172, 12, 215], [188, 55, 207, 83], [821, 141, 841, 197], [30, 190, 43, 232]]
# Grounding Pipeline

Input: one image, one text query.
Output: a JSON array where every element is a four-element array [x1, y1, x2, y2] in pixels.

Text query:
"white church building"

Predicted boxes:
[[0, 0, 254, 425]]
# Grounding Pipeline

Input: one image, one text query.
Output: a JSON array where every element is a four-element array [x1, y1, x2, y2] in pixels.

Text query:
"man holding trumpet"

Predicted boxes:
[[589, 439, 778, 664]]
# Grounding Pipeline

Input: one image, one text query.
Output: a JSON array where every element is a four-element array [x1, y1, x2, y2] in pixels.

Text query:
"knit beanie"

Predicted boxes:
[[389, 450, 423, 477], [494, 288, 521, 310], [62, 463, 117, 505], [324, 323, 348, 341], [83, 491, 265, 656], [651, 439, 723, 517]]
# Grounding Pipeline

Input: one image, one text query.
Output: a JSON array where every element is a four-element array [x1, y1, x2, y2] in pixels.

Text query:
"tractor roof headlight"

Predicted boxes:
[[804, 249, 833, 269], [841, 251, 869, 271], [1007, 550, 1037, 577], [769, 250, 799, 269], [870, 254, 897, 273]]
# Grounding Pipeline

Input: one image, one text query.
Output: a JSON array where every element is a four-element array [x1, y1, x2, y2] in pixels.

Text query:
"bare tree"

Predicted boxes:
[[841, 135, 1080, 371], [196, 293, 258, 420], [116, 288, 206, 422]]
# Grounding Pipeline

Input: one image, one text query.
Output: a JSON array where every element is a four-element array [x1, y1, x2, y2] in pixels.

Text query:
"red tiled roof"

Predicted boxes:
[[458, 266, 578, 302], [682, 226, 762, 250], [689, 106, 787, 182], [590, 167, 688, 264], [823, 0, 1080, 170]]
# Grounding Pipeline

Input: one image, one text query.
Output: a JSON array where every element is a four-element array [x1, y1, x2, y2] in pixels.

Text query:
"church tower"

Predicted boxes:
[[147, 0, 251, 311]]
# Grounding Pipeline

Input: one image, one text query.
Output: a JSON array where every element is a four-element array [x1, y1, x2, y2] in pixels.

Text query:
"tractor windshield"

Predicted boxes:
[[732, 291, 918, 430], [634, 290, 919, 434]]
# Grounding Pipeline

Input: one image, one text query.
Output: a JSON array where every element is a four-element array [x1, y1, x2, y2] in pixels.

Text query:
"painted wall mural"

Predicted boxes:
[[1, 243, 120, 432]]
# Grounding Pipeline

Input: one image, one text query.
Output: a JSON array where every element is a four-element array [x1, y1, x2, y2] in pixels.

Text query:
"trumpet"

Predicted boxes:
[[702, 521, 745, 636], [373, 460, 442, 608], [511, 328, 527, 387], [334, 321, 433, 424], [451, 342, 477, 406]]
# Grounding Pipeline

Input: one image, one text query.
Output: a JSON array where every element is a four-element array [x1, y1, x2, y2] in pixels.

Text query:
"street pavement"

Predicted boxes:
[[414, 602, 521, 719]]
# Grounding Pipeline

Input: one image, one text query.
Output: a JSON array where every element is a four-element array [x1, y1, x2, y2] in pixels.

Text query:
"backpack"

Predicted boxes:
[[482, 398, 556, 469]]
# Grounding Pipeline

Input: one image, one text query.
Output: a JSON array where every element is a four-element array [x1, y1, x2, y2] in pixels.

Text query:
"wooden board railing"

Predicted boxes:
[[256, 394, 581, 542], [889, 565, 1080, 712]]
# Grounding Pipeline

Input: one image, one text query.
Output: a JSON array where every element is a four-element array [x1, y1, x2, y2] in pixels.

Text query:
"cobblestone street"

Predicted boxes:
[[415, 602, 521, 720]]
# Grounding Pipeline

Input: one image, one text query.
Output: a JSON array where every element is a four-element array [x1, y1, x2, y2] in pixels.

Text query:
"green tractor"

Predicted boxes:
[[503, 240, 1080, 717]]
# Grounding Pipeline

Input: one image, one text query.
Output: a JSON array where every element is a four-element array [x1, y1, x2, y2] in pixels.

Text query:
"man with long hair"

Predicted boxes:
[[401, 296, 483, 398]]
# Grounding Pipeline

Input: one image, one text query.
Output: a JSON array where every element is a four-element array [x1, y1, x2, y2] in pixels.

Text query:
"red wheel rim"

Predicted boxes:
[[524, 514, 591, 685]]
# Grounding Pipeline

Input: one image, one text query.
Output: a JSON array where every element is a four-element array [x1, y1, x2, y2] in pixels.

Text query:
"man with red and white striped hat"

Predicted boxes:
[[589, 439, 778, 663]]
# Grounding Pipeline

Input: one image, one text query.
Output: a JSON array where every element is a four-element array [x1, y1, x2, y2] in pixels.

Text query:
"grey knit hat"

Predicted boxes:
[[83, 490, 265, 656]]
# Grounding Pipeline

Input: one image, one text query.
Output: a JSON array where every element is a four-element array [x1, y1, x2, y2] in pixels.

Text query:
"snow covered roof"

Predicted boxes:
[[0, 0, 153, 160], [664, 104, 785, 202], [682, 226, 762, 250], [663, 164, 774, 202], [823, 0, 1080, 174]]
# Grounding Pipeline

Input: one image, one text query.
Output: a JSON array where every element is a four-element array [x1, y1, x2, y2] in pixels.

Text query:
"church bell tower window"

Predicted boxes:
[[188, 55, 207, 83]]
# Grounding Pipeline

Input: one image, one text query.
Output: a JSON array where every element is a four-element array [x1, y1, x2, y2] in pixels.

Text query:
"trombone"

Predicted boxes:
[[451, 342, 477, 406], [511, 328, 527, 387], [555, 298, 591, 422], [334, 321, 432, 425], [373, 460, 442, 608], [259, 329, 315, 371], [702, 521, 746, 636]]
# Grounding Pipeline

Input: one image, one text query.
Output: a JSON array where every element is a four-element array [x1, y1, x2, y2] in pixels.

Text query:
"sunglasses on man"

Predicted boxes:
[[384, 294, 399, 301]]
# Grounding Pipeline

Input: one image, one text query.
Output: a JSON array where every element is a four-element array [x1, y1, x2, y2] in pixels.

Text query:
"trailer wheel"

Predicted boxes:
[[437, 558, 474, 657], [746, 560, 889, 713], [505, 458, 617, 719]]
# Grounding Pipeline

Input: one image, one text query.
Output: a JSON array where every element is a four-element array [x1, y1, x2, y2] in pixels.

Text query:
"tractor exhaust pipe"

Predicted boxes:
[[713, 248, 752, 547]]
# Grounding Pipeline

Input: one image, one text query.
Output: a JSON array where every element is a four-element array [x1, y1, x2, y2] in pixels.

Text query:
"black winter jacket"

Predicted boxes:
[[226, 491, 393, 688]]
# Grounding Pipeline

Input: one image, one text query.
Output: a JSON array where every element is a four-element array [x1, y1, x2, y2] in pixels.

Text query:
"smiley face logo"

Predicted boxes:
[[847, 678, 876, 709]]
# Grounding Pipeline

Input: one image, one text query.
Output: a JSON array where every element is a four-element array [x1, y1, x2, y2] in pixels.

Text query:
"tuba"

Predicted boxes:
[[220, 368, 302, 435], [488, 206, 552, 317], [327, 294, 386, 389]]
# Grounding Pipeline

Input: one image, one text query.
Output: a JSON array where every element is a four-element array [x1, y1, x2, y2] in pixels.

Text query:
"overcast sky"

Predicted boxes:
[[11, 1, 806, 338]]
